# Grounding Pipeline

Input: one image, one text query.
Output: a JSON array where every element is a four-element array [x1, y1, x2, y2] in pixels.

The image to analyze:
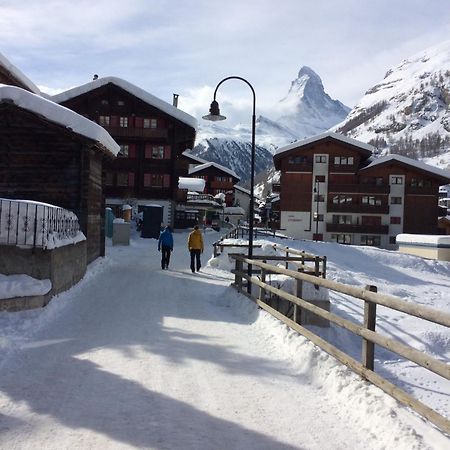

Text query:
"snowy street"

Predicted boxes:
[[0, 229, 449, 449]]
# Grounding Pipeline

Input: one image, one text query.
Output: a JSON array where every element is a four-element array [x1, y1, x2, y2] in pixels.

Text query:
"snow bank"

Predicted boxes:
[[0, 274, 51, 300]]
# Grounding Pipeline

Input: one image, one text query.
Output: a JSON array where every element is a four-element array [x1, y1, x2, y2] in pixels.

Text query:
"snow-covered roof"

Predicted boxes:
[[178, 177, 206, 192], [182, 150, 209, 164], [0, 52, 40, 95], [396, 233, 450, 246], [233, 185, 251, 195], [0, 85, 120, 157], [52, 76, 197, 130], [188, 162, 240, 180], [223, 206, 245, 215], [274, 131, 375, 157], [360, 154, 450, 183]]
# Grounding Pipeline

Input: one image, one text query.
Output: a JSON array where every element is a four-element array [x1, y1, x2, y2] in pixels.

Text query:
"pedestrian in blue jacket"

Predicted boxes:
[[158, 226, 174, 269]]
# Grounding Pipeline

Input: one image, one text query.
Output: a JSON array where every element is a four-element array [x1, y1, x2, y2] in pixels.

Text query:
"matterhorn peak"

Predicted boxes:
[[275, 66, 350, 138]]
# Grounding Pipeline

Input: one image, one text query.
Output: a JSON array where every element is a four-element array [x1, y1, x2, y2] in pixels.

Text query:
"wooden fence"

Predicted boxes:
[[228, 252, 450, 435]]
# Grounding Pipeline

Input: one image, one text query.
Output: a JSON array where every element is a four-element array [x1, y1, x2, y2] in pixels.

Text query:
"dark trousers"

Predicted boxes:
[[161, 245, 171, 269], [190, 249, 201, 272]]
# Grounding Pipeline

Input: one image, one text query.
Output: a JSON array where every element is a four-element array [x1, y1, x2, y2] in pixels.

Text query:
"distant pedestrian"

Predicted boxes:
[[158, 226, 173, 269], [187, 225, 204, 273]]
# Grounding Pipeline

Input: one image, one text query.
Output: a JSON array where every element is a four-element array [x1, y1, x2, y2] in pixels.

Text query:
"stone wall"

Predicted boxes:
[[0, 240, 87, 311]]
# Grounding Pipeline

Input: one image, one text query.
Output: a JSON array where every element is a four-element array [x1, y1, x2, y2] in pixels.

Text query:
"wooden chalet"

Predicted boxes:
[[0, 84, 119, 262], [53, 77, 197, 226], [273, 132, 450, 249]]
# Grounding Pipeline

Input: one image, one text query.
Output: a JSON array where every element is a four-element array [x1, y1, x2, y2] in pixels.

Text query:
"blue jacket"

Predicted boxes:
[[158, 228, 173, 250]]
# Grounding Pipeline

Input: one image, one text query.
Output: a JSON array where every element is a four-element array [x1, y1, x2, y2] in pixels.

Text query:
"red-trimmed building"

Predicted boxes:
[[273, 132, 450, 248], [53, 77, 197, 226]]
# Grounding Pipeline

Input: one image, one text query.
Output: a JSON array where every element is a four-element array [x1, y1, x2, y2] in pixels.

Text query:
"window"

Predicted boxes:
[[334, 156, 354, 165], [315, 155, 327, 163], [391, 176, 403, 185], [391, 197, 402, 204], [101, 99, 109, 105], [144, 173, 170, 188], [315, 175, 326, 183], [152, 146, 164, 159], [118, 145, 129, 157], [119, 116, 128, 127], [117, 172, 134, 187], [390, 216, 401, 224], [313, 213, 324, 222], [331, 234, 352, 244], [361, 235, 381, 246], [99, 115, 110, 126], [375, 177, 383, 185], [288, 155, 307, 164], [332, 215, 352, 224], [362, 195, 382, 206], [117, 100, 125, 106], [411, 178, 424, 187], [332, 195, 352, 204], [143, 118, 157, 129], [314, 194, 325, 202], [216, 176, 231, 182]]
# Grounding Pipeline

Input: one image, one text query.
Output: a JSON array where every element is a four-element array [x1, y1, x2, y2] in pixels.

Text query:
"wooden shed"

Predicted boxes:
[[0, 85, 120, 263]]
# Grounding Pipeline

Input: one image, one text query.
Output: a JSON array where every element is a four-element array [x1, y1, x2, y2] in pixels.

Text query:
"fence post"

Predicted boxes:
[[322, 256, 327, 278], [213, 243, 217, 257], [259, 262, 266, 302], [285, 249, 289, 270], [362, 285, 377, 371], [235, 258, 243, 292], [294, 267, 303, 324]]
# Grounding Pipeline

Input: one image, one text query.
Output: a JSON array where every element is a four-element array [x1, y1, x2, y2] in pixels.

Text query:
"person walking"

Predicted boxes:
[[187, 225, 204, 273], [158, 226, 174, 270]]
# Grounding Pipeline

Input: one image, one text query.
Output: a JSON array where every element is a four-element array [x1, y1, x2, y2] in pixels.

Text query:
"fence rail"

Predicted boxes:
[[0, 198, 81, 249], [229, 252, 450, 434]]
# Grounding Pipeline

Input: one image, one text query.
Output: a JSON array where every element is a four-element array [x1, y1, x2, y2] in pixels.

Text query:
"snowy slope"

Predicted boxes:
[[0, 230, 449, 448], [335, 40, 450, 162]]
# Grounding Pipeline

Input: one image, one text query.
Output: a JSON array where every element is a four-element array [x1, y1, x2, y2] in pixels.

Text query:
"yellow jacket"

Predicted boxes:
[[188, 229, 204, 251]]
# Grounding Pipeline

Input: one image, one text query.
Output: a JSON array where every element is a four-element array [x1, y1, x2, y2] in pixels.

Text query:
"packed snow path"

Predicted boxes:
[[0, 230, 447, 449]]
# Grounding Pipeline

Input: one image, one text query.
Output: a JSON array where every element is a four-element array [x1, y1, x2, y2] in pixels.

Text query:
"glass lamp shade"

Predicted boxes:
[[202, 100, 226, 121]]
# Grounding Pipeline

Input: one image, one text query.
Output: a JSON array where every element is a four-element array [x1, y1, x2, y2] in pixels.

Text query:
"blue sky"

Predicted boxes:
[[1, 0, 449, 125]]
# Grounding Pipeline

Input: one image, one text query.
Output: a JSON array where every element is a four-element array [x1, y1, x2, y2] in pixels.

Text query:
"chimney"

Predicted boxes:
[[173, 94, 179, 107]]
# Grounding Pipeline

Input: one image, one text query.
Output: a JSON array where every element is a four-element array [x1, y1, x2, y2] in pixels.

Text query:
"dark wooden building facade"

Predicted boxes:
[[273, 132, 450, 248], [53, 77, 197, 226], [0, 85, 119, 262]]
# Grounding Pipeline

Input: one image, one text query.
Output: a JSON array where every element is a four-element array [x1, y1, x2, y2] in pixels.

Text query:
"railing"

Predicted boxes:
[[326, 223, 389, 234], [228, 252, 450, 434], [328, 183, 390, 194], [0, 198, 81, 249]]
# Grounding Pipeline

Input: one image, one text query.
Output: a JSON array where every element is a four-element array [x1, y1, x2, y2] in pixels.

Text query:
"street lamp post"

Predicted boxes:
[[203, 76, 256, 294]]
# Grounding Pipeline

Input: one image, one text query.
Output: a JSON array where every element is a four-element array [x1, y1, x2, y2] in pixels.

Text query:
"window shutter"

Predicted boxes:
[[129, 144, 136, 158], [135, 117, 143, 128], [110, 115, 119, 126], [145, 144, 152, 159], [163, 174, 170, 188], [128, 173, 135, 187], [164, 146, 171, 159]]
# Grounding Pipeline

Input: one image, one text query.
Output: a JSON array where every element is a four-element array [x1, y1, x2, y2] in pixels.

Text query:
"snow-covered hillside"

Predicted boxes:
[[335, 40, 450, 163]]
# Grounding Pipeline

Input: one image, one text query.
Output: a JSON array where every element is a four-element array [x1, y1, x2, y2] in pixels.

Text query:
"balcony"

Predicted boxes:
[[328, 184, 390, 194], [103, 126, 168, 139], [326, 223, 389, 234], [327, 203, 389, 214]]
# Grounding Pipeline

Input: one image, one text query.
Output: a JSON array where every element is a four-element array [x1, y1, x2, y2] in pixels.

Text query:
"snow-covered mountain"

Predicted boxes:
[[275, 66, 350, 138], [192, 66, 350, 183], [192, 137, 274, 183], [334, 40, 450, 163]]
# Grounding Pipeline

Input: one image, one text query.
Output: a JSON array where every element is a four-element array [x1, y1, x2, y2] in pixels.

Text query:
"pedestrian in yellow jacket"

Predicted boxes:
[[188, 225, 204, 272]]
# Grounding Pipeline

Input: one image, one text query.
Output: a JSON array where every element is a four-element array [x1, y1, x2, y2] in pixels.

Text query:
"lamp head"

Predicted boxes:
[[202, 100, 226, 121]]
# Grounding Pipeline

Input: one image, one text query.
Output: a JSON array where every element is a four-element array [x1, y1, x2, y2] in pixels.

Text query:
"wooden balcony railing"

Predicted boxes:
[[328, 184, 390, 194]]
